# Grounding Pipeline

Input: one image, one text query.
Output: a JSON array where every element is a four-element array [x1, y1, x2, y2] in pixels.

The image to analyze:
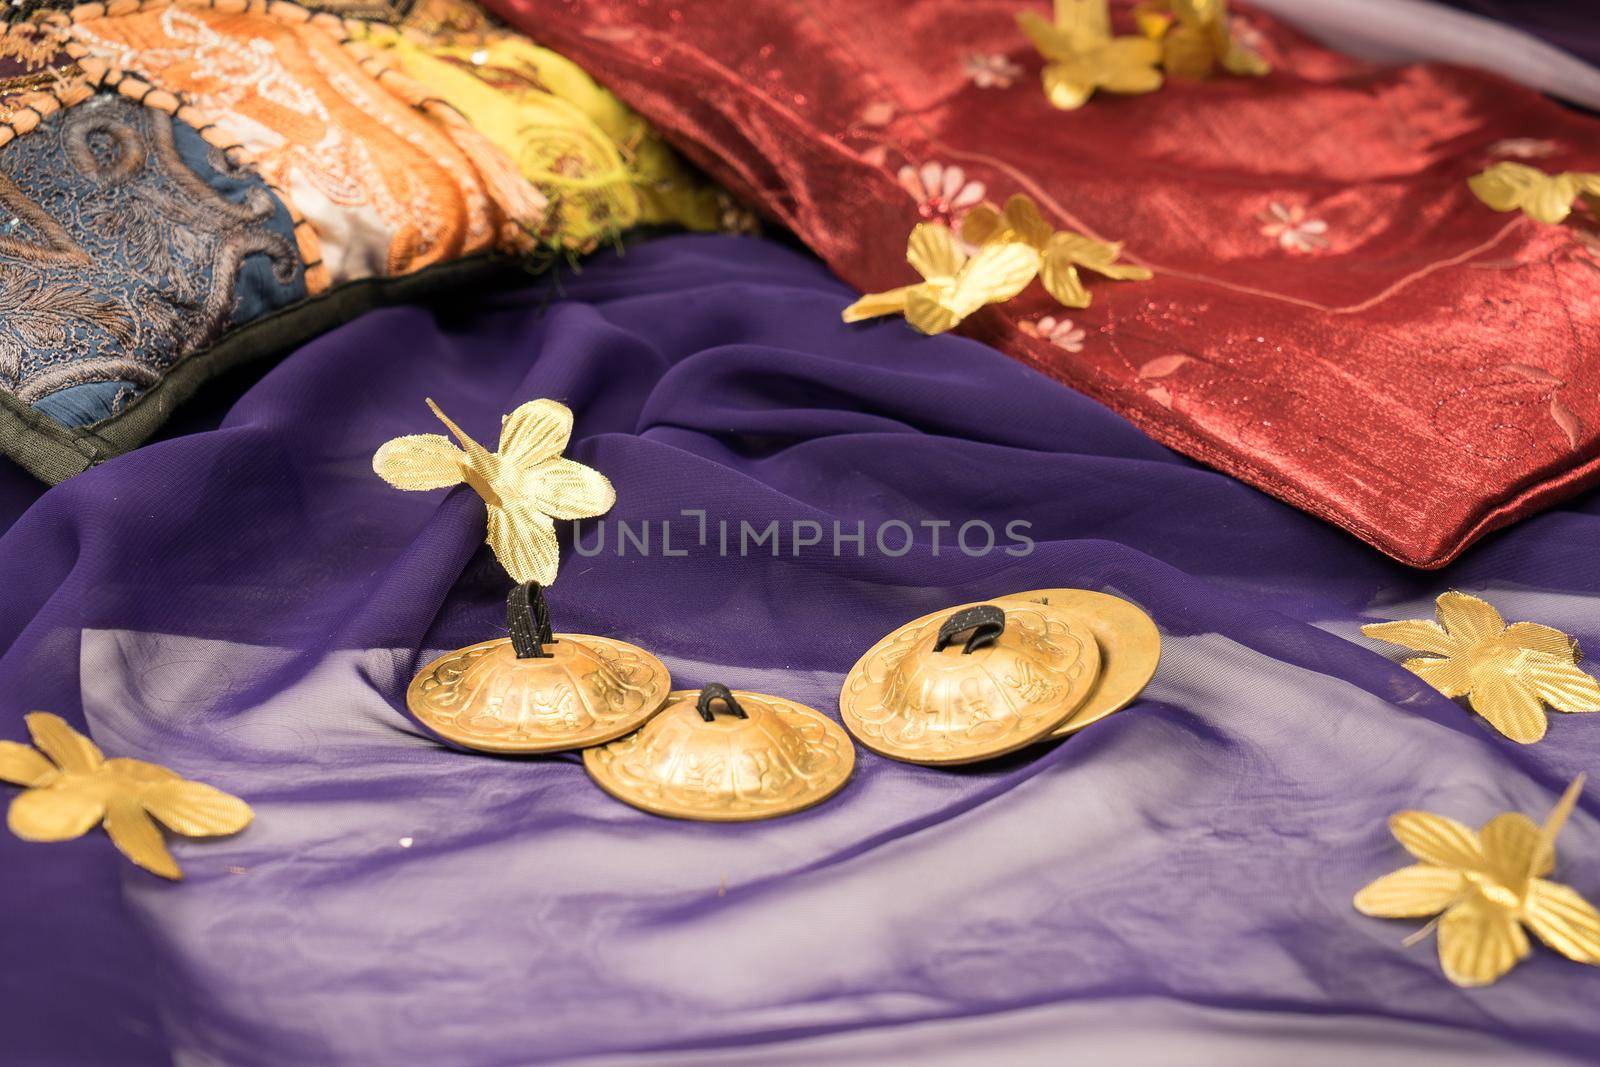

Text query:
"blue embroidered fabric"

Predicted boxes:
[[0, 92, 306, 428]]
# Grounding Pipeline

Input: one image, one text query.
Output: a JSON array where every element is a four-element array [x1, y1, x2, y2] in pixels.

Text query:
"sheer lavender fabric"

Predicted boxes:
[[1247, 0, 1600, 110], [0, 235, 1596, 1065], [1437, 0, 1600, 71]]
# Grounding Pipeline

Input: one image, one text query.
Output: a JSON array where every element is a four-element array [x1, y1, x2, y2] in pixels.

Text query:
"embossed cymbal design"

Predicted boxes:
[[407, 634, 672, 754], [584, 685, 855, 821], [1002, 588, 1161, 736], [839, 601, 1101, 765]]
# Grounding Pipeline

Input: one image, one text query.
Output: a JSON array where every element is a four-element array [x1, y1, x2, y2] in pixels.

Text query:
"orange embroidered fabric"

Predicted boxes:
[[480, 0, 1600, 568], [64, 0, 505, 288]]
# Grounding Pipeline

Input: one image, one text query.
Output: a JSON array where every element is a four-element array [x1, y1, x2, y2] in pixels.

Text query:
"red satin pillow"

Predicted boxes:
[[482, 0, 1600, 567]]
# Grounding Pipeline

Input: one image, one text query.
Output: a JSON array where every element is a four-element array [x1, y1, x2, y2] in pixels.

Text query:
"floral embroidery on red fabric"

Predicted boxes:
[[1021, 314, 1086, 352], [1257, 202, 1328, 254], [897, 163, 986, 227]]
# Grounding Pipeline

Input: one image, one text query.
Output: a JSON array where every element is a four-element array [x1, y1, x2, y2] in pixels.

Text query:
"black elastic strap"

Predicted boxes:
[[696, 684, 748, 722], [508, 582, 556, 659], [933, 605, 1006, 655]]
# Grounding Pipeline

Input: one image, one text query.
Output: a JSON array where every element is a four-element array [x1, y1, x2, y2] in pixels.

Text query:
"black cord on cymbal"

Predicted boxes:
[[695, 683, 748, 723], [507, 582, 556, 659], [933, 604, 1005, 654]]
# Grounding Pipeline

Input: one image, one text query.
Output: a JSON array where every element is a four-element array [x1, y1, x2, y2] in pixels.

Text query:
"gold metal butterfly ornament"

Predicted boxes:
[[962, 194, 1152, 308], [1469, 162, 1600, 225], [0, 713, 252, 880], [374, 397, 616, 586], [842, 222, 1040, 334], [1018, 0, 1163, 110], [1355, 776, 1600, 987], [1362, 591, 1600, 743]]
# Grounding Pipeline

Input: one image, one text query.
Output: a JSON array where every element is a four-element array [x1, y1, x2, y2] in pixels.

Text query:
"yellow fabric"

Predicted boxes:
[[368, 11, 723, 250]]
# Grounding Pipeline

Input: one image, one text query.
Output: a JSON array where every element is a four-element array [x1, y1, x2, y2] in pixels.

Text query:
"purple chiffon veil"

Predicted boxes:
[[0, 235, 1595, 1065]]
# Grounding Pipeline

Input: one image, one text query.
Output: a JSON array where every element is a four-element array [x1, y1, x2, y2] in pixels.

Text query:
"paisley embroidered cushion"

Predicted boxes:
[[0, 0, 729, 483], [0, 94, 305, 428], [479, 0, 1600, 568]]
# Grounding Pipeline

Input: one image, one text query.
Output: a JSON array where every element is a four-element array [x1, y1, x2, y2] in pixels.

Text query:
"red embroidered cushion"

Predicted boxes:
[[483, 0, 1600, 567]]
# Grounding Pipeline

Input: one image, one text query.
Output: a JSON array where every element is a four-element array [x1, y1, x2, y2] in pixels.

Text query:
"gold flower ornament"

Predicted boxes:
[[0, 713, 251, 880], [1355, 775, 1600, 987], [962, 194, 1152, 308], [842, 222, 1039, 334], [374, 398, 615, 586], [1362, 591, 1600, 744], [1469, 162, 1600, 225], [1018, 0, 1163, 110], [1135, 0, 1269, 79]]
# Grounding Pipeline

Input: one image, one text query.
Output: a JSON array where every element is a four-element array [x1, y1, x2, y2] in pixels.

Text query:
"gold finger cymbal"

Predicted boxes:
[[584, 684, 856, 821], [1001, 588, 1160, 736], [839, 600, 1101, 765], [407, 583, 672, 754]]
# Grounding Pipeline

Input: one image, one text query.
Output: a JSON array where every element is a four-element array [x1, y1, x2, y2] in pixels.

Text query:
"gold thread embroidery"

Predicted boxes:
[[0, 94, 301, 405]]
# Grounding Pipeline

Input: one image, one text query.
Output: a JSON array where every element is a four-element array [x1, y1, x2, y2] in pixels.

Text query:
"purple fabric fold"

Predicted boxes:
[[0, 235, 1596, 1065], [1438, 0, 1600, 70]]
